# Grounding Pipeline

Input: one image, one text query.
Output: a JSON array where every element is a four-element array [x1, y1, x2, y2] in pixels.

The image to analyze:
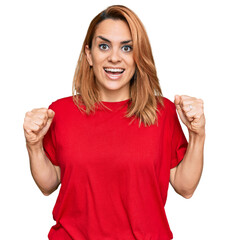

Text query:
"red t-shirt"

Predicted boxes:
[[43, 96, 188, 240]]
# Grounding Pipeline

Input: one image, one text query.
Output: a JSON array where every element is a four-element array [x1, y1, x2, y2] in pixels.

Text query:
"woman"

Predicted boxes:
[[23, 5, 205, 240]]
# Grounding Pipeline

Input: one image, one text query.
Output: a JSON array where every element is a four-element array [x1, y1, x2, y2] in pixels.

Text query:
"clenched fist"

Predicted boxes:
[[174, 95, 205, 137], [23, 108, 55, 147]]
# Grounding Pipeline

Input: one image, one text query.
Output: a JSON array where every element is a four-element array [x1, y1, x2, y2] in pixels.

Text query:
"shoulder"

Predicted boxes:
[[160, 96, 177, 115], [158, 97, 180, 133], [47, 96, 77, 122], [48, 96, 74, 110]]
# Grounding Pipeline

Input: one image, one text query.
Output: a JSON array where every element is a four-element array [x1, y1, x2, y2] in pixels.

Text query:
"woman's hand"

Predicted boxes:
[[23, 108, 55, 147], [174, 95, 205, 137]]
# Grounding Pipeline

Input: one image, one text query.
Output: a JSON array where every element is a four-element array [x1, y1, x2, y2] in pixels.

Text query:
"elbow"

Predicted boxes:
[[41, 190, 52, 196], [40, 182, 60, 196], [173, 184, 195, 199], [180, 189, 194, 199], [174, 187, 194, 199], [42, 187, 58, 196], [182, 193, 193, 199], [40, 187, 56, 196]]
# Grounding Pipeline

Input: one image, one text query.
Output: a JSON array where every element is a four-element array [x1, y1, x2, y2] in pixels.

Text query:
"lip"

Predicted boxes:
[[103, 67, 125, 80]]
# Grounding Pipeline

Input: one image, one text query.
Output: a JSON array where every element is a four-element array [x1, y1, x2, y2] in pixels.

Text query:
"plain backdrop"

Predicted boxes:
[[1, 0, 228, 239]]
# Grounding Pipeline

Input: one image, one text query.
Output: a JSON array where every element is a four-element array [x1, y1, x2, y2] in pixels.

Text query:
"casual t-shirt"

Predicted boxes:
[[43, 96, 188, 240]]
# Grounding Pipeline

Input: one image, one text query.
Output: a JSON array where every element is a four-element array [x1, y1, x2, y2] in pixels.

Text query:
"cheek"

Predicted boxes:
[[129, 60, 136, 74], [92, 57, 106, 71], [92, 49, 106, 65], [91, 55, 105, 78], [124, 55, 135, 68]]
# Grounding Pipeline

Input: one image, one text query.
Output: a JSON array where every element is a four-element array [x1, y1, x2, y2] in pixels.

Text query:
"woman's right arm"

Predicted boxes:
[[23, 108, 60, 196]]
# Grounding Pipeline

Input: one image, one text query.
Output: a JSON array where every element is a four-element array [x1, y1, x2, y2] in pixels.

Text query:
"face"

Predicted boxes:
[[85, 19, 136, 101]]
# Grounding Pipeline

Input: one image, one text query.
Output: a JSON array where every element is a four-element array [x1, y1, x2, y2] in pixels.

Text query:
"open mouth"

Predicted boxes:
[[103, 67, 125, 80]]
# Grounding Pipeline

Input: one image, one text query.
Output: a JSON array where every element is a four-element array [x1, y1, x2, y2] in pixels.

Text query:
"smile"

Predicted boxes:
[[103, 67, 125, 80]]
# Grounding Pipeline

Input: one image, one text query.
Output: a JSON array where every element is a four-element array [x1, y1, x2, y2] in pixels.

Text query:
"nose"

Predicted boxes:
[[107, 48, 121, 63]]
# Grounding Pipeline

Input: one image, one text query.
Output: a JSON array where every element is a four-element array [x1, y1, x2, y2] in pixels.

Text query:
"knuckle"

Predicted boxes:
[[183, 105, 189, 111], [183, 100, 188, 106], [23, 122, 27, 130], [37, 119, 45, 127], [31, 108, 47, 113], [183, 107, 188, 112], [25, 111, 32, 117], [23, 116, 30, 125], [198, 99, 204, 108], [187, 117, 193, 121], [41, 113, 48, 120], [33, 124, 40, 131], [40, 112, 45, 118], [41, 108, 49, 112]]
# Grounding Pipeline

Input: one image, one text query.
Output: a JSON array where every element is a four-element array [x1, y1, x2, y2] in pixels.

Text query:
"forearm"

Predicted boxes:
[[26, 142, 60, 195], [174, 131, 205, 197]]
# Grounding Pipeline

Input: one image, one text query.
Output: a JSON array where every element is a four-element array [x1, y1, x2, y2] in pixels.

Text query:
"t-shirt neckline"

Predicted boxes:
[[99, 98, 131, 111], [101, 98, 131, 104]]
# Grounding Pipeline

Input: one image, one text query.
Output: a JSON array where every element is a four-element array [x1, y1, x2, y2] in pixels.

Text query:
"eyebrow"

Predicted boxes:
[[96, 35, 133, 44]]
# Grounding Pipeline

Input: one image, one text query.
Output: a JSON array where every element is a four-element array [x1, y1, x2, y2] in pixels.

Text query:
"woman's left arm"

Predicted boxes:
[[170, 95, 206, 199]]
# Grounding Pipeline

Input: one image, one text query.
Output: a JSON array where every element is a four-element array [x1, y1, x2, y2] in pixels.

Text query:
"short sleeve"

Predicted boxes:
[[170, 105, 188, 169], [42, 103, 59, 166]]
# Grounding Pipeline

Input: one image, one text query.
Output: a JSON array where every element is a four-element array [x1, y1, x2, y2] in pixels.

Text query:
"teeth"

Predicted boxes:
[[104, 68, 124, 73]]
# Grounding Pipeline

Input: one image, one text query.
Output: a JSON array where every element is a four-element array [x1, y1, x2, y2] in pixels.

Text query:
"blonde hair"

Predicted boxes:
[[72, 5, 164, 127]]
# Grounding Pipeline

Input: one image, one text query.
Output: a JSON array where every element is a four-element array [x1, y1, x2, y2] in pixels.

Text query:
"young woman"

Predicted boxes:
[[23, 5, 205, 240]]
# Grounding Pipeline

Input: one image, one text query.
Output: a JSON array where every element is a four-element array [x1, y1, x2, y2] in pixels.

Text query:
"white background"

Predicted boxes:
[[1, 0, 228, 239]]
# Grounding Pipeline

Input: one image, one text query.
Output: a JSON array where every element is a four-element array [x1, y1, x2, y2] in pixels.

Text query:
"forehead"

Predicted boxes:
[[94, 19, 132, 42]]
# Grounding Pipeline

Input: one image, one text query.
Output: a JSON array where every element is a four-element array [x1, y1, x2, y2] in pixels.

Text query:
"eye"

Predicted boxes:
[[122, 45, 133, 52], [99, 44, 109, 51]]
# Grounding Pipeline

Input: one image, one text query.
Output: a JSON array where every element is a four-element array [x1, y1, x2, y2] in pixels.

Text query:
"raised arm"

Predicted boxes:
[[170, 95, 206, 198], [23, 108, 60, 196]]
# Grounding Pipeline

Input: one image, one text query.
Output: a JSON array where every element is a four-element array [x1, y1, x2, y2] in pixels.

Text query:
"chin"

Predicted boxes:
[[104, 81, 129, 90]]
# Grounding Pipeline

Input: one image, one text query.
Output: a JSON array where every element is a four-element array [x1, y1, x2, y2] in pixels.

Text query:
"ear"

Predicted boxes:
[[85, 45, 93, 66]]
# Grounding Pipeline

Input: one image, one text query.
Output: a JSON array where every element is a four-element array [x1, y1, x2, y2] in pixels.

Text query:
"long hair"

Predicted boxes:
[[72, 5, 164, 127]]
